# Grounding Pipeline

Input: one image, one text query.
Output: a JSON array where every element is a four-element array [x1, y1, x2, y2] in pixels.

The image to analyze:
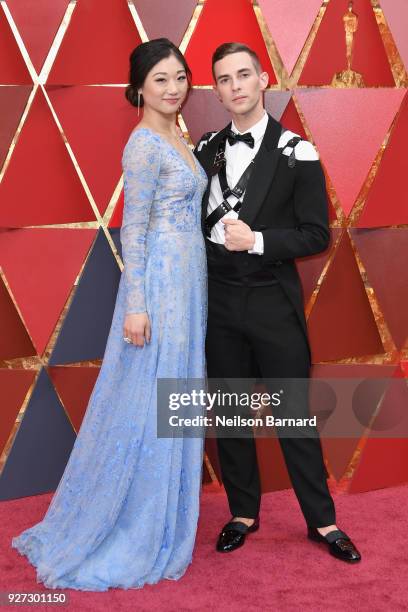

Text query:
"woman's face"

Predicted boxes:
[[140, 54, 189, 115]]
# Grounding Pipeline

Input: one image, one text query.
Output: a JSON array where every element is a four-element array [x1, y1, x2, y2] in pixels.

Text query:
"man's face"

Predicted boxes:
[[212, 51, 269, 115]]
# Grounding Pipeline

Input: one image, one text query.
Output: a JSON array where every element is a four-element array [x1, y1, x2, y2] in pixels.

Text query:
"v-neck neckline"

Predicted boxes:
[[131, 126, 200, 179]]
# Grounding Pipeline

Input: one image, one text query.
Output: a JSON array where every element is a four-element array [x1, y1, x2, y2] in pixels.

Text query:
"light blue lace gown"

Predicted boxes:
[[11, 128, 208, 591]]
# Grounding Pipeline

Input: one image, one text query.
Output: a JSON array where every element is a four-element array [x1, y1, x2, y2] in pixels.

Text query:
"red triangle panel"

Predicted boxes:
[[47, 85, 141, 215], [132, 0, 197, 47], [351, 228, 408, 349], [7, 0, 70, 75], [184, 0, 277, 85], [0, 8, 32, 84], [47, 0, 142, 84], [0, 228, 96, 355], [0, 369, 36, 456], [296, 88, 405, 217], [299, 0, 394, 86], [357, 90, 408, 227], [48, 366, 100, 432], [0, 275, 36, 360], [258, 0, 323, 76], [308, 232, 383, 362], [0, 88, 95, 227]]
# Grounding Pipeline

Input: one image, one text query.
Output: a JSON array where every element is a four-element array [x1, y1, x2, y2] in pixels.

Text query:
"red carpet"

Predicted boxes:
[[1, 483, 407, 611]]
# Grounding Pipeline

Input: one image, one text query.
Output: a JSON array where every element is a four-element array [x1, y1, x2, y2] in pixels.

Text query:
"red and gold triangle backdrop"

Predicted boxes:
[[1, 0, 407, 501]]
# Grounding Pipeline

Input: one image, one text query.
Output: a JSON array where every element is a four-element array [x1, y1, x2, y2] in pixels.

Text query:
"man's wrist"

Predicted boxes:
[[248, 231, 264, 255]]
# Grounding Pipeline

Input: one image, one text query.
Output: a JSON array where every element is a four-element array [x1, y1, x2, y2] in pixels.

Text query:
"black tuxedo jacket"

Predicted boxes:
[[193, 112, 330, 349]]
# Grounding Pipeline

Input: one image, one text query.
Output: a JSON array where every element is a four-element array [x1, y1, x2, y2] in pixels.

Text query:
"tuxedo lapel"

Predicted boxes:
[[198, 123, 230, 177], [238, 114, 283, 227]]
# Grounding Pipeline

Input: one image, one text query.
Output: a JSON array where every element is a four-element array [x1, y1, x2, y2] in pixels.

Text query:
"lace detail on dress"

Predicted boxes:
[[120, 129, 162, 315]]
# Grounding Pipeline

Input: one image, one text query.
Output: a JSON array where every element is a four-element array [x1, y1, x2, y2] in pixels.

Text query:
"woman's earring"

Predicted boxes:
[[137, 91, 141, 117]]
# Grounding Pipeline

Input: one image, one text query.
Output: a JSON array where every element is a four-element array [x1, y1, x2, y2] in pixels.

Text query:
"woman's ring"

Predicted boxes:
[[123, 336, 132, 343]]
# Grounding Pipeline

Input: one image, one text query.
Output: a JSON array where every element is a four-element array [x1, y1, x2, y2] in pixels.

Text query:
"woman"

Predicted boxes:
[[11, 39, 208, 591]]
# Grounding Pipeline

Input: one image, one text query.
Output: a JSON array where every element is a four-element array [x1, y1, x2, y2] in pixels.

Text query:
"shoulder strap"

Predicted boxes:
[[194, 131, 218, 154], [280, 130, 303, 168]]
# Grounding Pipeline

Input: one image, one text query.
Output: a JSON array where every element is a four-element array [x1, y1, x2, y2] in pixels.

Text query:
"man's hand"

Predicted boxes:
[[222, 218, 255, 251], [123, 312, 151, 347]]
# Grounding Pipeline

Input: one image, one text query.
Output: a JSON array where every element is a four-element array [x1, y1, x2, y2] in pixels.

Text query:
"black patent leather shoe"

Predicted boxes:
[[216, 517, 260, 553], [307, 526, 361, 563]]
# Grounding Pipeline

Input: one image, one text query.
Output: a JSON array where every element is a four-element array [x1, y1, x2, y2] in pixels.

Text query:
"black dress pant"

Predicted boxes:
[[206, 278, 336, 527]]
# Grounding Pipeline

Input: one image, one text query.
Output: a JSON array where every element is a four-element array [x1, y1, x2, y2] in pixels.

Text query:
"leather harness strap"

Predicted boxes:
[[204, 129, 302, 238]]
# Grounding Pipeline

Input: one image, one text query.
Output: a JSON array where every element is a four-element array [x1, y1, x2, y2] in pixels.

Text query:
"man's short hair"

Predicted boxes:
[[212, 42, 262, 80]]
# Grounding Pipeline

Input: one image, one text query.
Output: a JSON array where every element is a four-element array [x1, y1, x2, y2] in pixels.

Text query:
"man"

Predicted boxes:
[[193, 42, 361, 563]]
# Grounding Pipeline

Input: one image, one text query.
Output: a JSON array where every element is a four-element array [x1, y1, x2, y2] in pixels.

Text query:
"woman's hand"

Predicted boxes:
[[123, 312, 151, 347]]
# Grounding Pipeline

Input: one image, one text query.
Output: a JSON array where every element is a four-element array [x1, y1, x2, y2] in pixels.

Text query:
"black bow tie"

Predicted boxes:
[[226, 129, 255, 148]]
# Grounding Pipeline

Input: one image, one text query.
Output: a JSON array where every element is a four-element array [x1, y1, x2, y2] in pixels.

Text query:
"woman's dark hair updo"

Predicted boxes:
[[125, 38, 192, 108]]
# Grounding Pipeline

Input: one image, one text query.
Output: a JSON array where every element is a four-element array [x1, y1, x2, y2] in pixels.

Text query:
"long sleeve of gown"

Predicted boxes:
[[120, 130, 161, 315]]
